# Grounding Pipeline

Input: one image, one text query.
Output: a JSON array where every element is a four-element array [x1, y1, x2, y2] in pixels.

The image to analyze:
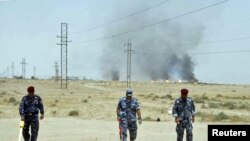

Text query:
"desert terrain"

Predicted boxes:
[[0, 79, 250, 141]]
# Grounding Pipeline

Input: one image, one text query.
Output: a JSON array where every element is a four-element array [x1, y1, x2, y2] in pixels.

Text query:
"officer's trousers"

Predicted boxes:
[[120, 120, 138, 141], [176, 122, 193, 141], [23, 116, 39, 141]]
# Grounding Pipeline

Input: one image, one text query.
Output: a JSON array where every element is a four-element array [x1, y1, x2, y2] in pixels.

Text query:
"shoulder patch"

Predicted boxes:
[[176, 99, 179, 103]]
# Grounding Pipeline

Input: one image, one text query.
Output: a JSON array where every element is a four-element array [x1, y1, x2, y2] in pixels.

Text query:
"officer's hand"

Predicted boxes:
[[192, 117, 195, 123], [138, 119, 142, 125], [117, 117, 120, 122], [40, 114, 44, 120], [175, 117, 180, 124], [21, 116, 25, 121]]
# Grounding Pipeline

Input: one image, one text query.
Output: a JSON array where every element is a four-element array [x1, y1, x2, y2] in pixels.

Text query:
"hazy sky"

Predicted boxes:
[[1, 0, 250, 84]]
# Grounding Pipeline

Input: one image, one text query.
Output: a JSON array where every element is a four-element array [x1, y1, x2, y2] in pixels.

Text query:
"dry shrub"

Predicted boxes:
[[223, 102, 236, 109], [161, 94, 173, 100], [214, 112, 229, 120], [68, 110, 79, 116], [238, 104, 248, 109], [202, 94, 209, 100], [8, 97, 19, 105], [82, 99, 88, 103], [50, 103, 56, 107], [51, 110, 57, 116], [208, 102, 220, 108], [0, 91, 7, 95], [216, 94, 223, 98], [193, 97, 205, 103], [143, 116, 153, 121]]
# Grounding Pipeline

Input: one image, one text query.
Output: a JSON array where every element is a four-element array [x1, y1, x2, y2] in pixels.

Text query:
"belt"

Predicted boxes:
[[25, 112, 38, 116]]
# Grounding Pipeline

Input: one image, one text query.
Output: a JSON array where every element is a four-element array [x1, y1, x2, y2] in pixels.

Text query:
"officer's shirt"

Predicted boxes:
[[172, 97, 195, 121], [118, 97, 140, 121], [19, 94, 44, 118]]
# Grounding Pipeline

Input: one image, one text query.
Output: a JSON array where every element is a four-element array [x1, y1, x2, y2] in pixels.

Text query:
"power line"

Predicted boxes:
[[73, 0, 228, 44], [190, 50, 250, 55], [70, 0, 171, 35], [136, 50, 250, 56], [135, 35, 250, 55], [180, 36, 250, 46]]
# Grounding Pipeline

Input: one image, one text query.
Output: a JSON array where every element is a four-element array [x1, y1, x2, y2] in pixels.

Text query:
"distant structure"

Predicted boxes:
[[57, 23, 71, 89], [11, 62, 15, 78], [54, 61, 60, 81], [20, 58, 26, 79], [31, 66, 37, 79], [124, 38, 135, 88], [6, 66, 9, 78]]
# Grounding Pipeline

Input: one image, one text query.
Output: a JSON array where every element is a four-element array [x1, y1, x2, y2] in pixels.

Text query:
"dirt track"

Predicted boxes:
[[0, 118, 208, 141]]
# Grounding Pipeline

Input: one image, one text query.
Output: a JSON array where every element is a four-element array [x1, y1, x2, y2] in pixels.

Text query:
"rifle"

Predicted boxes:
[[118, 118, 123, 141], [18, 120, 24, 141]]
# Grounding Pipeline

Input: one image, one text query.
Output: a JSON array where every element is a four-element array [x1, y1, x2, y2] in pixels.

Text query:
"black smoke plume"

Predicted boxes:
[[100, 9, 204, 82]]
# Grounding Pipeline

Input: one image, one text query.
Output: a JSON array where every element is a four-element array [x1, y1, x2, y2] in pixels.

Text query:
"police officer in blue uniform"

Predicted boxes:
[[172, 88, 195, 141], [117, 89, 142, 141], [19, 86, 44, 141]]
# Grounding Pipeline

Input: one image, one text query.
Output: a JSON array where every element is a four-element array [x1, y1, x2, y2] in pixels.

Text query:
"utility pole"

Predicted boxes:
[[54, 61, 59, 81], [6, 66, 9, 78], [124, 38, 135, 88], [33, 66, 36, 79], [57, 23, 71, 89], [20, 58, 26, 79], [11, 62, 15, 78]]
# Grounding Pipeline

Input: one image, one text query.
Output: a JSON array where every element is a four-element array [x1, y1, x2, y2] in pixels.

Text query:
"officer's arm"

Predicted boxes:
[[136, 101, 142, 120], [19, 97, 25, 118], [116, 100, 121, 120], [191, 99, 195, 122], [172, 99, 178, 117], [116, 105, 120, 118], [38, 97, 44, 115], [136, 109, 141, 120], [172, 99, 180, 123]]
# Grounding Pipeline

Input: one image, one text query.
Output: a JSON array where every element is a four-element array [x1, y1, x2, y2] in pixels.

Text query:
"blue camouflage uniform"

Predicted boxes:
[[172, 97, 195, 141], [117, 97, 140, 141], [19, 94, 44, 141]]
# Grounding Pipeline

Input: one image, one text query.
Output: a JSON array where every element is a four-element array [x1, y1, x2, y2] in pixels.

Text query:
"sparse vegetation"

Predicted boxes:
[[143, 116, 153, 121], [238, 104, 248, 109], [0, 79, 249, 123], [82, 99, 88, 103], [215, 112, 229, 120], [50, 103, 56, 107], [8, 97, 19, 105], [68, 110, 79, 116], [202, 94, 209, 100], [222, 102, 236, 109], [208, 102, 220, 108], [193, 97, 205, 103], [161, 94, 173, 100], [216, 94, 223, 98], [51, 110, 57, 116], [0, 91, 7, 95]]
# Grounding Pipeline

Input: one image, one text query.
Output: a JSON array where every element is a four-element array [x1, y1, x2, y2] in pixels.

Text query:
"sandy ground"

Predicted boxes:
[[0, 117, 209, 141], [1, 79, 250, 141]]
